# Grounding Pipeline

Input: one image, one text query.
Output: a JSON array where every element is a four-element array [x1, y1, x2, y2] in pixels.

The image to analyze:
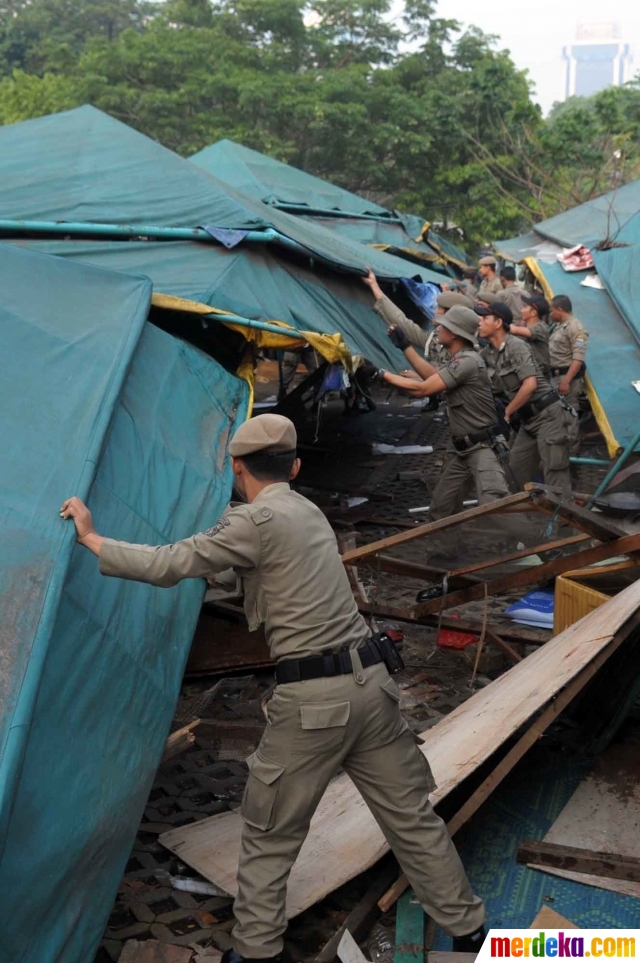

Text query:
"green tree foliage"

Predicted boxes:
[[1, 0, 639, 250]]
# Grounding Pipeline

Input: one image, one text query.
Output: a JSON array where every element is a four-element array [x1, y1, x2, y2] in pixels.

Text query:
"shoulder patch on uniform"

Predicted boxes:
[[576, 338, 585, 346], [203, 515, 231, 537], [250, 507, 273, 526]]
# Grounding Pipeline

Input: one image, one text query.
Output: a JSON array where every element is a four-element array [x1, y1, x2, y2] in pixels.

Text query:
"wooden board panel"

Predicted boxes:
[[160, 582, 640, 919], [529, 907, 578, 929], [529, 734, 640, 899]]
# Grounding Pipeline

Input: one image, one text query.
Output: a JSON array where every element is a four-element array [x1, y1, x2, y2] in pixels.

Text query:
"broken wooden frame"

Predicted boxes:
[[342, 484, 640, 626], [340, 486, 640, 913], [517, 840, 640, 884]]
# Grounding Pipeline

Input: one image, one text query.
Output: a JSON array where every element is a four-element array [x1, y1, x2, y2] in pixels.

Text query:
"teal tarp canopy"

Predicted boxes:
[[11, 237, 412, 371], [0, 245, 249, 961], [190, 137, 471, 270], [190, 138, 391, 217], [531, 179, 640, 249], [535, 261, 640, 454], [494, 180, 640, 454], [0, 106, 445, 283]]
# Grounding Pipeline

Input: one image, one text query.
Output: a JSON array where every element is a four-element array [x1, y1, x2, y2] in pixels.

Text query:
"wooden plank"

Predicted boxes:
[[363, 555, 480, 589], [159, 582, 640, 920], [532, 734, 640, 898], [357, 601, 551, 645], [378, 607, 640, 911], [341, 493, 532, 565], [484, 629, 523, 664], [447, 533, 590, 578], [517, 840, 640, 882], [528, 487, 628, 542], [160, 720, 200, 764], [529, 907, 578, 929], [394, 890, 424, 963], [314, 862, 398, 963], [414, 534, 640, 618]]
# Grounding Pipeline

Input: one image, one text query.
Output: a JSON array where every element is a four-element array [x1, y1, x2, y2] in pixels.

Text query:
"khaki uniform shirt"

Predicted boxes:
[[373, 294, 428, 350], [549, 314, 588, 369], [499, 284, 526, 321], [437, 349, 499, 439], [99, 483, 370, 662], [482, 334, 552, 404], [373, 294, 448, 364], [513, 321, 550, 372], [477, 276, 503, 298]]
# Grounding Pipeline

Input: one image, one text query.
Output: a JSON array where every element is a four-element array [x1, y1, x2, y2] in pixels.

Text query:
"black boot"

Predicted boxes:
[[221, 951, 284, 963], [452, 926, 486, 953]]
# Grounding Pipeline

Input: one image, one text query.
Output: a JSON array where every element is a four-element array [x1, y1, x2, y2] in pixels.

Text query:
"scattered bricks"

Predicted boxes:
[[150, 923, 212, 947], [130, 903, 157, 924], [119, 939, 193, 962], [104, 921, 152, 942]]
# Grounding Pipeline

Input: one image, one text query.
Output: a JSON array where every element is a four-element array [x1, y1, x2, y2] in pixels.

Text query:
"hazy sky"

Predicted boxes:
[[392, 0, 640, 115]]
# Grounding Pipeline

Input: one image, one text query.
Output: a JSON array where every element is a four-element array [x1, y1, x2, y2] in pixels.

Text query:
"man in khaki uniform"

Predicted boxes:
[[510, 294, 550, 375], [499, 266, 525, 321], [60, 414, 486, 962], [549, 295, 588, 455], [362, 307, 509, 519], [477, 255, 502, 298], [362, 267, 473, 372], [476, 303, 573, 495]]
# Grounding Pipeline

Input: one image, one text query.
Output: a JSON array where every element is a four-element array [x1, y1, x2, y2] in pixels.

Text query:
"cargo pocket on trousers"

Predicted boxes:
[[241, 752, 285, 831], [411, 731, 437, 792], [381, 677, 410, 740], [297, 701, 350, 753], [380, 677, 401, 702]]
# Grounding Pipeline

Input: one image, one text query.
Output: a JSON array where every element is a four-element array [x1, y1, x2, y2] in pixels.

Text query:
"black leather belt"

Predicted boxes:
[[549, 365, 570, 377], [275, 639, 384, 684], [518, 390, 560, 424], [452, 424, 501, 452]]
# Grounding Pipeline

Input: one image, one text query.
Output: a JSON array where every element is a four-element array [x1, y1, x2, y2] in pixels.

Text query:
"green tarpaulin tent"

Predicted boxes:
[[0, 245, 249, 961], [494, 180, 640, 458], [0, 106, 447, 372], [190, 138, 471, 271]]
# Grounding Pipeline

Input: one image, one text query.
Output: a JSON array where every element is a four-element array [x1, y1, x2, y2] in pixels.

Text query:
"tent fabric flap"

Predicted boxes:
[[0, 245, 250, 961]]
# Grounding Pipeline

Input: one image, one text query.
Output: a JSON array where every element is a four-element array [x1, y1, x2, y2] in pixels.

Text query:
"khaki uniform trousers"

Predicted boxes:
[[428, 445, 509, 521], [509, 404, 572, 495], [233, 662, 485, 958], [551, 375, 582, 455]]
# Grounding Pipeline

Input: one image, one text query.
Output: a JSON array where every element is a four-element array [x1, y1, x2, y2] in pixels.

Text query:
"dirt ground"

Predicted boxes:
[[96, 363, 614, 962]]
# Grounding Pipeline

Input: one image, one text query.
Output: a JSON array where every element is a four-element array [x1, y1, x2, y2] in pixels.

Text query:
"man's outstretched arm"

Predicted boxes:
[[60, 496, 261, 588]]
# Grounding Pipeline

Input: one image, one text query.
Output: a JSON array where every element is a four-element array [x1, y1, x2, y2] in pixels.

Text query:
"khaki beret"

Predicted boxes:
[[478, 255, 497, 267], [437, 291, 474, 310], [476, 290, 503, 305], [229, 414, 297, 458]]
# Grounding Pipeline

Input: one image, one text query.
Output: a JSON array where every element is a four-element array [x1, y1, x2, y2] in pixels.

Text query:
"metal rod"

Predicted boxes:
[[270, 202, 400, 224], [586, 427, 640, 508], [200, 311, 306, 340], [570, 457, 612, 466], [0, 218, 306, 255]]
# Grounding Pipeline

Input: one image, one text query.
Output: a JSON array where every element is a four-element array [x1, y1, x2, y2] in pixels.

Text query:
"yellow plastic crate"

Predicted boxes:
[[553, 559, 637, 634]]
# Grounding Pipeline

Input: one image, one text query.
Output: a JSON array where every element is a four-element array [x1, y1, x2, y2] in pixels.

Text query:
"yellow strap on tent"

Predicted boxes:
[[522, 257, 554, 301], [151, 292, 353, 371], [369, 242, 443, 266], [236, 347, 255, 418], [532, 266, 621, 458]]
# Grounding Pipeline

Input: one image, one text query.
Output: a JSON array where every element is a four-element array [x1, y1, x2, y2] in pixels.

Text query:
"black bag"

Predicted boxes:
[[372, 632, 405, 674]]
